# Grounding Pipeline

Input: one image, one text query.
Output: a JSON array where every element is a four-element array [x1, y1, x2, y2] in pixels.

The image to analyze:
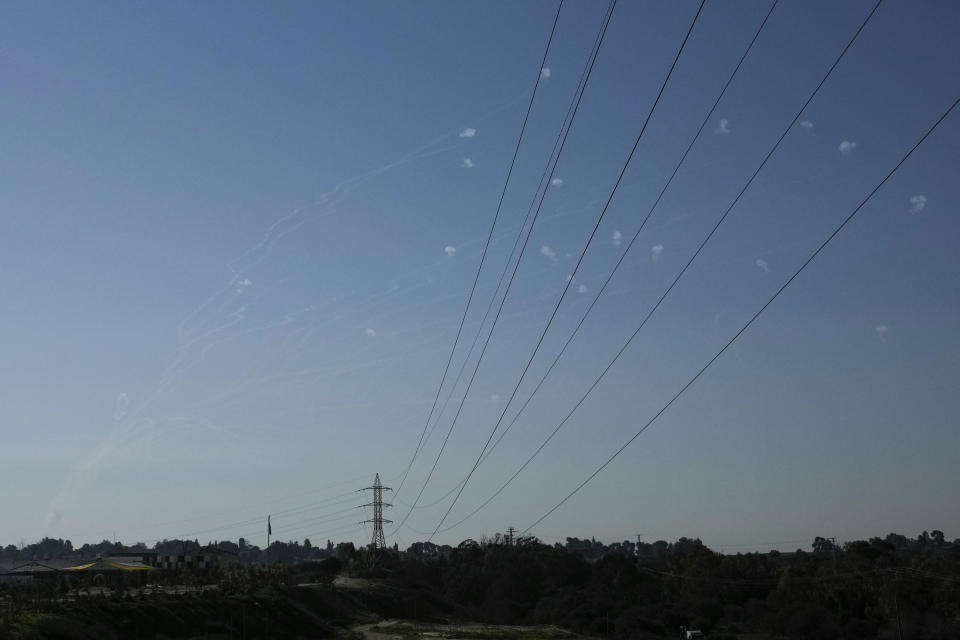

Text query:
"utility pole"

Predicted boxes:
[[359, 474, 393, 565], [506, 526, 516, 547]]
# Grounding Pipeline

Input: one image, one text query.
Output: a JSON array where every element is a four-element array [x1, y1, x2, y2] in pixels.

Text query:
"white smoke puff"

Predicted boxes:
[[46, 509, 63, 527], [908, 195, 927, 214], [114, 393, 129, 421], [839, 140, 857, 156], [875, 325, 888, 342]]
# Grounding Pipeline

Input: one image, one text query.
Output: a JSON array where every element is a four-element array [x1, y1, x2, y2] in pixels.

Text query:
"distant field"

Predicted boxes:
[[360, 620, 595, 640]]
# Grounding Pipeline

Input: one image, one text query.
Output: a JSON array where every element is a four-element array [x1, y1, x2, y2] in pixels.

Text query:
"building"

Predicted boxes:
[[153, 545, 236, 571], [0, 561, 60, 585]]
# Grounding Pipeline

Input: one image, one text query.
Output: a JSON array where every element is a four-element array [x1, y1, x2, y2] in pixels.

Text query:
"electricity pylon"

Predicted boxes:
[[359, 473, 393, 554]]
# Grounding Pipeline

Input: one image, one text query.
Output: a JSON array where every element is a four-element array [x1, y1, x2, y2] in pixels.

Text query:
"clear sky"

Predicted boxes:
[[1, 0, 958, 552]]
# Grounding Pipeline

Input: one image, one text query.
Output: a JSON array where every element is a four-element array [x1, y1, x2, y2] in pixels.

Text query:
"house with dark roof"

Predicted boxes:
[[0, 561, 61, 584]]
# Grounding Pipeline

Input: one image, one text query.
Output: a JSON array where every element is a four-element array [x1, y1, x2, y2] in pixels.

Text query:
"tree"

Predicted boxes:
[[335, 542, 357, 563], [319, 556, 342, 578], [812, 537, 836, 554]]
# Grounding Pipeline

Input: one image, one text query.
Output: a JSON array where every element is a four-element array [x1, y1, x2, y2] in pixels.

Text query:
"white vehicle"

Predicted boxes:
[[680, 627, 705, 640]]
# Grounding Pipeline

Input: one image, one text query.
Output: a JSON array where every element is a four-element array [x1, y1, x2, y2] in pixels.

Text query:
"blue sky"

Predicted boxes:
[[1, 0, 958, 551]]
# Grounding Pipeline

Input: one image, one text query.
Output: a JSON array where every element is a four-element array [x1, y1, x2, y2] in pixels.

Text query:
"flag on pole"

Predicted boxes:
[[268, 515, 272, 536]]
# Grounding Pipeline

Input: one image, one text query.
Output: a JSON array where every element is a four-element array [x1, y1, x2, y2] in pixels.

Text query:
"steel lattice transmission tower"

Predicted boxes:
[[359, 473, 393, 552]]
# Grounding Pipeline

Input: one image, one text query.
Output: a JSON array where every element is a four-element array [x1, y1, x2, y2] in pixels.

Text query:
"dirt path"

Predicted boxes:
[[354, 620, 407, 640], [335, 575, 376, 590]]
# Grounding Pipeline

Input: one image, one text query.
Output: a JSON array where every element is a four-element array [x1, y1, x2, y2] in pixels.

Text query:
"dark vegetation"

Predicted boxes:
[[0, 537, 341, 566], [0, 582, 365, 639], [1, 531, 958, 639], [360, 531, 960, 640]]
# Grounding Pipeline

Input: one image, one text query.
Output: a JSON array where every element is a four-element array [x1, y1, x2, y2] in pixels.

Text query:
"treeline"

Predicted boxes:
[[0, 536, 346, 565], [354, 531, 959, 640], [5, 530, 959, 638]]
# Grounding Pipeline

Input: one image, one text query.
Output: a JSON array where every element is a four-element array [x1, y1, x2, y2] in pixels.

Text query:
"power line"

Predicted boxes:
[[396, 0, 619, 514], [450, 0, 779, 498], [406, 0, 777, 516], [394, 0, 566, 500], [131, 473, 406, 547], [426, 0, 708, 542], [440, 0, 884, 536], [90, 473, 403, 549], [97, 470, 395, 540], [148, 492, 363, 545], [235, 521, 364, 548], [398, 521, 434, 537], [394, 0, 618, 534], [232, 508, 362, 543], [521, 93, 959, 535]]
